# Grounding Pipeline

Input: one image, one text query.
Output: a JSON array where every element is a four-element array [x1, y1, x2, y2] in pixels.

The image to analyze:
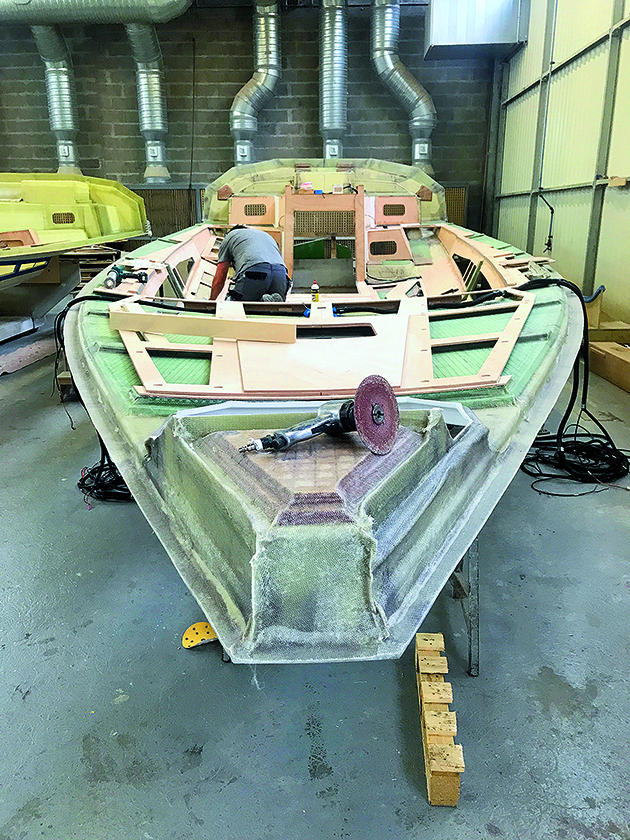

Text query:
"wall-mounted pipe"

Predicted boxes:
[[31, 25, 81, 174], [1, 0, 191, 180], [230, 0, 281, 166], [125, 23, 170, 183], [319, 0, 347, 160], [0, 0, 191, 24], [371, 0, 436, 170]]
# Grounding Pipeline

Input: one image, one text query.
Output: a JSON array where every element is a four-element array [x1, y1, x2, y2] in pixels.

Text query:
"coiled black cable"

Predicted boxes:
[[54, 295, 134, 503], [518, 277, 629, 495], [77, 433, 133, 503]]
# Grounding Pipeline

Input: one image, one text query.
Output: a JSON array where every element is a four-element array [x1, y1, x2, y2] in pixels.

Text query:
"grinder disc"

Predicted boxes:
[[353, 375, 399, 455]]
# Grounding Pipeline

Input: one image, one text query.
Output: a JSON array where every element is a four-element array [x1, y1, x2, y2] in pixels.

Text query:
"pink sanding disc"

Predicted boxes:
[[353, 375, 399, 455]]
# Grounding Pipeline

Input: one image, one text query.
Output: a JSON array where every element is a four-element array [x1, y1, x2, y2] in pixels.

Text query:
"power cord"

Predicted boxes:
[[518, 277, 629, 496], [54, 295, 133, 505], [77, 433, 132, 505]]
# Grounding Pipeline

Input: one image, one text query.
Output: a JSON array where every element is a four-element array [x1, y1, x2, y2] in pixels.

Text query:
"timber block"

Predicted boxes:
[[590, 341, 630, 394], [415, 632, 465, 806]]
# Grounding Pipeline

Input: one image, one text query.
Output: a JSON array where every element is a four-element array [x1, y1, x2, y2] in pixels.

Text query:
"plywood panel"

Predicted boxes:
[[608, 28, 630, 175], [533, 188, 591, 286], [238, 319, 408, 393], [594, 188, 630, 323], [553, 0, 613, 65], [497, 195, 529, 252], [542, 44, 607, 188], [501, 87, 540, 194]]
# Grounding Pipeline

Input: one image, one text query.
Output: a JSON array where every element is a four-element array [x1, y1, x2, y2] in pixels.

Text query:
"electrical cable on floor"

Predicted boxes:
[[77, 433, 133, 504], [518, 277, 629, 496], [54, 296, 133, 505]]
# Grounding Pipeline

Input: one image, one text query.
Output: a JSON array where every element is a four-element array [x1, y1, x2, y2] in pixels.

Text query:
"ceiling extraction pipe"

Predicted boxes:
[[371, 0, 436, 170], [230, 0, 281, 165], [31, 25, 81, 174], [319, 0, 347, 160], [0, 0, 191, 25], [125, 23, 170, 182]]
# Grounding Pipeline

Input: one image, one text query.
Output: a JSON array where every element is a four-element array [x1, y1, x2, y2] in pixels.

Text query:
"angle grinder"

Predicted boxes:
[[238, 374, 399, 456]]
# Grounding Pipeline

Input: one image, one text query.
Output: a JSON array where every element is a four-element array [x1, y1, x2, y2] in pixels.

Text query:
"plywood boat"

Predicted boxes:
[[0, 173, 146, 340], [64, 159, 582, 663]]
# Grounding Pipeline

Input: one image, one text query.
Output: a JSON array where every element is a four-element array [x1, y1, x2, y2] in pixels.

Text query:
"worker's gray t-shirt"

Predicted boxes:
[[218, 228, 285, 278]]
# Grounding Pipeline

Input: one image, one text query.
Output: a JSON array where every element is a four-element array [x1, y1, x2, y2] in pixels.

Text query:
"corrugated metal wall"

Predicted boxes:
[[497, 196, 530, 249], [507, 0, 547, 97], [542, 46, 607, 188], [532, 188, 591, 281], [501, 88, 539, 193], [553, 0, 612, 64], [495, 0, 630, 322], [596, 189, 630, 318], [608, 26, 630, 174]]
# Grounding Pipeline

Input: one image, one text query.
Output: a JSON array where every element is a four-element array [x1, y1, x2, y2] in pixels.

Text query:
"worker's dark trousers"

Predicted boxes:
[[228, 262, 290, 301]]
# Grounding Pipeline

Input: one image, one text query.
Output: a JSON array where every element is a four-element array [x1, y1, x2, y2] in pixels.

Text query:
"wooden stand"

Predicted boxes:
[[416, 633, 465, 806]]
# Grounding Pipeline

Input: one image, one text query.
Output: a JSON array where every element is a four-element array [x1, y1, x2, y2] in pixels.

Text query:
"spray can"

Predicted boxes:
[[311, 280, 319, 302]]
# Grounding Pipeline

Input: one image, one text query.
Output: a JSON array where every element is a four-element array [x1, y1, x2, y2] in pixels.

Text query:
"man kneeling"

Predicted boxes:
[[210, 225, 291, 302]]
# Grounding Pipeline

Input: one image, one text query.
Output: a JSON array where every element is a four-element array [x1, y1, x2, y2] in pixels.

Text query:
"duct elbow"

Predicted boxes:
[[371, 50, 396, 80], [229, 0, 281, 166], [149, 0, 193, 23]]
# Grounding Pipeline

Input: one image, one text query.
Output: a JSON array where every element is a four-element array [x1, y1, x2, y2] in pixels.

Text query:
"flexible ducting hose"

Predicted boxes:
[[371, 0, 436, 169]]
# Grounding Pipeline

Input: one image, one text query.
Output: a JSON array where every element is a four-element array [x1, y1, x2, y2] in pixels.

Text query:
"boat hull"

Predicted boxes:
[[65, 284, 582, 663]]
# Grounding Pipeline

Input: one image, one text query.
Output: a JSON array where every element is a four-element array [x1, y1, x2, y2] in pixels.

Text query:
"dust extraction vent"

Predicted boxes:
[[244, 203, 268, 217], [52, 212, 76, 224], [294, 210, 355, 237]]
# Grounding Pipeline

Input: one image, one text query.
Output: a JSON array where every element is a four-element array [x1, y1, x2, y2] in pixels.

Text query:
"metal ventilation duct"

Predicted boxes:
[[319, 0, 347, 159], [371, 0, 436, 169], [230, 0, 281, 165], [0, 0, 191, 24], [125, 24, 170, 182], [1, 0, 191, 180], [31, 25, 81, 173]]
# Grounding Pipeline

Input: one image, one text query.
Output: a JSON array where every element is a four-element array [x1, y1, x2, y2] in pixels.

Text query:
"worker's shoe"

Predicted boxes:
[[262, 293, 284, 302]]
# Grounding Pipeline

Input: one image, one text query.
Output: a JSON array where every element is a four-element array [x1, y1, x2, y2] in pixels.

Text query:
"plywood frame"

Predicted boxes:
[[282, 185, 366, 282], [111, 289, 534, 400]]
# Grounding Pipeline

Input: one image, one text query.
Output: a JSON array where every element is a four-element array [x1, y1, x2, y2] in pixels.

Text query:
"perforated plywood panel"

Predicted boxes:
[[501, 87, 540, 194], [443, 188, 466, 226], [133, 188, 198, 239], [497, 195, 529, 252], [294, 210, 355, 237], [533, 188, 591, 285], [552, 0, 613, 65], [608, 28, 630, 175], [230, 196, 276, 227], [507, 0, 547, 97], [542, 44, 607, 188], [595, 188, 630, 323]]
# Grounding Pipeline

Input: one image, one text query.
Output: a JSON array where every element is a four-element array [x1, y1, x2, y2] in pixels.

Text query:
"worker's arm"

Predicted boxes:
[[210, 261, 229, 300]]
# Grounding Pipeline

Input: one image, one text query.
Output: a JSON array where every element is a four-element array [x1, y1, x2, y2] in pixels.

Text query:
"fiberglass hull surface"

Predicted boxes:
[[64, 282, 582, 664]]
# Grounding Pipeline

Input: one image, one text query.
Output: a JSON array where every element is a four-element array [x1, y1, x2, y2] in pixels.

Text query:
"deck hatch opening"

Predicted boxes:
[[297, 324, 376, 339]]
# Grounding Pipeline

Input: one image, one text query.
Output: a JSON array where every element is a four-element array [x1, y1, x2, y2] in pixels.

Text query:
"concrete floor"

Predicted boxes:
[[1, 352, 629, 840]]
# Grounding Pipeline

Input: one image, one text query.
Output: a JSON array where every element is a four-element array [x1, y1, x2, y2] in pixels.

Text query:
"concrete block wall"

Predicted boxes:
[[0, 5, 493, 230]]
